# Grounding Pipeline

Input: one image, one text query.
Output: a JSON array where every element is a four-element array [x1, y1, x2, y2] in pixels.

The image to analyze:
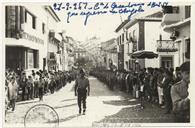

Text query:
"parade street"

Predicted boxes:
[[3, 3, 191, 127], [5, 76, 175, 127]]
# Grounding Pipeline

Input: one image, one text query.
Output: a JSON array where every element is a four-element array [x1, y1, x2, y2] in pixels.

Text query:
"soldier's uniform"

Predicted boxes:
[[171, 80, 190, 122], [75, 69, 90, 115]]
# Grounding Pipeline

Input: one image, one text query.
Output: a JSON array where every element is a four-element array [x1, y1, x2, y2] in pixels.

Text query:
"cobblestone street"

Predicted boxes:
[[5, 76, 175, 127]]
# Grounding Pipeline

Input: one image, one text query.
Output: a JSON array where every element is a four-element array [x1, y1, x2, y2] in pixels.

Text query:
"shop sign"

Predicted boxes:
[[22, 32, 44, 44]]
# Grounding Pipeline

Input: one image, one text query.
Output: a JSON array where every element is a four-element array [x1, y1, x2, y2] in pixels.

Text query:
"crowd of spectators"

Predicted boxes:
[[5, 69, 77, 114], [90, 61, 190, 122]]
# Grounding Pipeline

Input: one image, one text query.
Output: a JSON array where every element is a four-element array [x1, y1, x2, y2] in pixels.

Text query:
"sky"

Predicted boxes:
[[56, 8, 128, 42], [53, 2, 164, 43]]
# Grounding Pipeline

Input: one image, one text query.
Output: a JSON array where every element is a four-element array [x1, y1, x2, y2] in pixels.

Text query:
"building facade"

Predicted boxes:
[[115, 10, 179, 71], [115, 22, 126, 71], [161, 5, 191, 67], [5, 6, 48, 73], [5, 5, 65, 74], [45, 6, 63, 71], [101, 38, 118, 70]]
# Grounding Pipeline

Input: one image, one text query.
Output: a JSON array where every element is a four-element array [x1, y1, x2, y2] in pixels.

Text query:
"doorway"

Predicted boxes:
[[161, 56, 173, 69]]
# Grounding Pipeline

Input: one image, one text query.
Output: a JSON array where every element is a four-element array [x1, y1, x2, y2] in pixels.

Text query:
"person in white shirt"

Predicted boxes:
[[8, 76, 18, 111]]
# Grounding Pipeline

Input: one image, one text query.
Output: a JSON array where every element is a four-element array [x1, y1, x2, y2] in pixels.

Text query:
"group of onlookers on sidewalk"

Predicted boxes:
[[90, 61, 190, 122], [5, 69, 77, 115]]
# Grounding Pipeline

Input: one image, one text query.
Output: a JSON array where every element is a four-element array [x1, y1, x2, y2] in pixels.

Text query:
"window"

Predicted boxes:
[[117, 37, 120, 45], [126, 31, 129, 41], [162, 6, 179, 14], [25, 10, 36, 29], [33, 50, 39, 68], [172, 6, 179, 13], [27, 49, 34, 69], [185, 6, 191, 19], [122, 33, 124, 43], [32, 16, 36, 29], [42, 23, 45, 34], [162, 6, 173, 14], [185, 38, 190, 59], [25, 10, 27, 22], [129, 32, 132, 43]]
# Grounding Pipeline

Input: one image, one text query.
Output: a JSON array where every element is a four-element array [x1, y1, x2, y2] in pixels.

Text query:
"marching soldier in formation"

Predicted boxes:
[[75, 68, 90, 115]]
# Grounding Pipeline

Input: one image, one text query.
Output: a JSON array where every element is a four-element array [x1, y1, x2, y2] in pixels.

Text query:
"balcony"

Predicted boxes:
[[156, 40, 178, 52], [162, 13, 180, 26]]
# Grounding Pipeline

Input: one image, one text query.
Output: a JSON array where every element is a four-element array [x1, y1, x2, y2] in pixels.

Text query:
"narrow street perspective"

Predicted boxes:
[[3, 1, 191, 128], [6, 75, 176, 127]]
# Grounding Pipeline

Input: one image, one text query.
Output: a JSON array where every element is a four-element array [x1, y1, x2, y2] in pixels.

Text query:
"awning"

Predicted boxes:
[[132, 50, 158, 59]]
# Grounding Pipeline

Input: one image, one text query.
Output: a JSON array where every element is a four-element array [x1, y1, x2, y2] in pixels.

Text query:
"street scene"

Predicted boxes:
[[5, 76, 176, 127], [3, 1, 191, 127]]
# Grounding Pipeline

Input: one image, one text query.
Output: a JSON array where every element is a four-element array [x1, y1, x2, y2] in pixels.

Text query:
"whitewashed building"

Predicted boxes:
[[161, 5, 191, 67], [5, 5, 48, 73], [45, 6, 63, 71], [116, 10, 176, 71], [4, 5, 65, 74]]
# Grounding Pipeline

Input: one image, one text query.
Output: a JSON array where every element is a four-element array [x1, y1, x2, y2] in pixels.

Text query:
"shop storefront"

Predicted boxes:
[[6, 46, 39, 71]]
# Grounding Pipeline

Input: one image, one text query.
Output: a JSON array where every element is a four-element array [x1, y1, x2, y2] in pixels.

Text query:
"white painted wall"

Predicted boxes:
[[160, 6, 191, 69], [26, 6, 50, 71], [176, 24, 190, 66], [6, 5, 63, 72], [178, 6, 186, 20], [11, 5, 48, 71], [144, 21, 183, 69], [144, 21, 161, 68]]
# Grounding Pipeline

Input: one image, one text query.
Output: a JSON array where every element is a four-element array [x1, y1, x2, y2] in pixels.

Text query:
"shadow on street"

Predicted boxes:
[[48, 114, 82, 123], [103, 99, 139, 106], [97, 101, 176, 123], [61, 98, 77, 102], [53, 103, 77, 109], [16, 100, 40, 106]]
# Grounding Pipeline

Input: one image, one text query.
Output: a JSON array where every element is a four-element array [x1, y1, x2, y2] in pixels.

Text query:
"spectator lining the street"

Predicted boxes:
[[8, 76, 19, 111], [157, 68, 164, 107], [162, 69, 173, 114], [174, 67, 182, 83], [38, 77, 44, 101], [27, 76, 34, 100], [171, 61, 190, 122], [19, 72, 27, 101]]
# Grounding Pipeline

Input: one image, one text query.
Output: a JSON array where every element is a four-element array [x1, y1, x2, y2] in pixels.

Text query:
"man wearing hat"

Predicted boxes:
[[171, 61, 190, 122], [75, 68, 90, 115]]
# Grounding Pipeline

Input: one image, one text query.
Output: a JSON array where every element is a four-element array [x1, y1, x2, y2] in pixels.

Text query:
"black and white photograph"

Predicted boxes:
[[1, 0, 194, 127]]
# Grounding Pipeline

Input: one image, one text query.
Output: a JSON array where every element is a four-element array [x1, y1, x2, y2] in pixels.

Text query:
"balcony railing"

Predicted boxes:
[[157, 40, 178, 52]]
